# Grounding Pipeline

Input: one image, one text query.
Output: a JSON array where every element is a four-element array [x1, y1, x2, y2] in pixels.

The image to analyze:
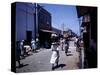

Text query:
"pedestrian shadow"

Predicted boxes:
[[32, 51, 39, 53], [66, 53, 73, 56], [16, 64, 29, 68], [53, 64, 66, 70], [23, 53, 33, 58], [67, 51, 71, 53]]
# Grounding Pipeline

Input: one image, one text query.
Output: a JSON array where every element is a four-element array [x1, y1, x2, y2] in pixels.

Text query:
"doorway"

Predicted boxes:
[[26, 31, 32, 45]]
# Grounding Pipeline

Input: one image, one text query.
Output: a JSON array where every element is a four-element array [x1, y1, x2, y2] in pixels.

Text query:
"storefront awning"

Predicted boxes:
[[40, 29, 56, 33]]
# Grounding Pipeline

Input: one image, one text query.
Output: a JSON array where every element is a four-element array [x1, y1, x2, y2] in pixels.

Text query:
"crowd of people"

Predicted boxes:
[[16, 38, 39, 67], [16, 33, 83, 69], [50, 33, 83, 70]]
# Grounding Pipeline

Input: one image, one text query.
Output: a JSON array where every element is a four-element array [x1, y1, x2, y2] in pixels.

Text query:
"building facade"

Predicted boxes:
[[76, 6, 97, 68], [15, 2, 36, 41], [38, 4, 52, 48], [12, 2, 52, 47]]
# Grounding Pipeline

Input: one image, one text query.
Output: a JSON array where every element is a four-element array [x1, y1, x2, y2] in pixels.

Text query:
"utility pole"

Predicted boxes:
[[78, 18, 81, 38], [34, 3, 43, 40], [35, 3, 39, 39], [62, 23, 64, 36], [34, 3, 38, 41]]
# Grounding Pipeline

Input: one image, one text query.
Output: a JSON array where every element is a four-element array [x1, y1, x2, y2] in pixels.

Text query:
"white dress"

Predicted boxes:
[[31, 40, 36, 50], [50, 45, 59, 64]]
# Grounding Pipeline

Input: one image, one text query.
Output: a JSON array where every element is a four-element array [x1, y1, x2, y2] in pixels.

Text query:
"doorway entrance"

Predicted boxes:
[[39, 30, 51, 48], [26, 31, 32, 45]]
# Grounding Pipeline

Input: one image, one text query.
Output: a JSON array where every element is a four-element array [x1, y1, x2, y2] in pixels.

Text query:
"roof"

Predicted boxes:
[[40, 29, 56, 33]]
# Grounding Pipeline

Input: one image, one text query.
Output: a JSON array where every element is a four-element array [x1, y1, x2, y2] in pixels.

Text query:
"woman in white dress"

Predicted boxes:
[[50, 42, 60, 70]]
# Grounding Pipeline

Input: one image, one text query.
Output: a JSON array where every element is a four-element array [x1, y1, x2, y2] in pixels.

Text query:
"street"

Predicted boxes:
[[16, 41, 80, 73]]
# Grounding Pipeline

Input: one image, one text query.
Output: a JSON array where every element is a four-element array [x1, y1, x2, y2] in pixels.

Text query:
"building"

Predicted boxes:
[[63, 28, 78, 38], [38, 4, 52, 48], [52, 27, 61, 34], [76, 6, 97, 68], [11, 2, 52, 48]]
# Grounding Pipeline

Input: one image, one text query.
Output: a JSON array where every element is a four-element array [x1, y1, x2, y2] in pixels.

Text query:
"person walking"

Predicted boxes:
[[20, 40, 24, 58], [75, 37, 79, 52], [36, 38, 39, 49], [31, 39, 36, 52], [16, 41, 23, 67], [60, 38, 64, 51], [50, 42, 60, 70], [74, 37, 78, 46], [63, 38, 69, 56]]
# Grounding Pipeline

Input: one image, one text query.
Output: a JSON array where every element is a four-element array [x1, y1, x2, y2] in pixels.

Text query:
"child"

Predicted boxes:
[[50, 42, 60, 70]]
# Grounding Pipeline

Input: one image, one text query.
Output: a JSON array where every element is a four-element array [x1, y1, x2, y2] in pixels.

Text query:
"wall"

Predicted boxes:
[[16, 2, 35, 41]]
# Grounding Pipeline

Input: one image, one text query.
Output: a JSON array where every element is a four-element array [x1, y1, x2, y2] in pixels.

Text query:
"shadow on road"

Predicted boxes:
[[16, 64, 29, 68], [33, 51, 39, 53], [53, 64, 66, 70], [66, 54, 73, 56], [67, 51, 71, 53]]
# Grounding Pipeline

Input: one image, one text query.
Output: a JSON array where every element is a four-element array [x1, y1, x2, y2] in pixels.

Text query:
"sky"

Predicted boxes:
[[39, 3, 80, 35]]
